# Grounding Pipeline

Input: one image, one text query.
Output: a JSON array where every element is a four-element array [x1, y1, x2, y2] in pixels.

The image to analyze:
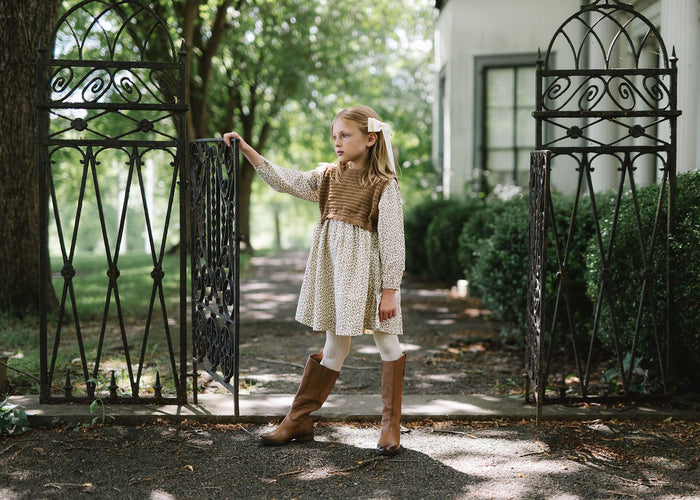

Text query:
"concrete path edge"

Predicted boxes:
[[7, 394, 699, 427]]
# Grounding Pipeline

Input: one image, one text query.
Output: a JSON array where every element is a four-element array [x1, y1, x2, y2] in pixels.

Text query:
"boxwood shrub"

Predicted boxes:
[[403, 197, 453, 276], [457, 197, 506, 283], [466, 191, 611, 348], [469, 194, 530, 342], [585, 171, 700, 391], [425, 198, 485, 284]]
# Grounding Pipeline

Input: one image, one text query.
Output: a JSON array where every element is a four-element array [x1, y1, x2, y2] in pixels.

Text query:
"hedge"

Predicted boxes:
[[585, 171, 700, 391], [403, 172, 699, 392], [404, 198, 452, 276], [468, 195, 530, 342], [404, 197, 485, 283], [425, 198, 486, 283]]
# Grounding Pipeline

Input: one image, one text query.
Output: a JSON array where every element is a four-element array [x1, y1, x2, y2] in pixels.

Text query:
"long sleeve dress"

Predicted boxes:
[[255, 158, 405, 337]]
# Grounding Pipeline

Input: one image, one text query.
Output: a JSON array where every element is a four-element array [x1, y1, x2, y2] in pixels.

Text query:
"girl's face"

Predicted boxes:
[[332, 118, 376, 167]]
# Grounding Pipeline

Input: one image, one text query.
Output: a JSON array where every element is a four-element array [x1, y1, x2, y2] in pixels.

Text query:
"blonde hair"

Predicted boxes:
[[330, 105, 396, 185]]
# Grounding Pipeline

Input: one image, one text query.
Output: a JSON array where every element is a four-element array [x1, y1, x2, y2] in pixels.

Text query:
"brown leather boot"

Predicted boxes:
[[376, 353, 406, 456], [259, 352, 339, 446]]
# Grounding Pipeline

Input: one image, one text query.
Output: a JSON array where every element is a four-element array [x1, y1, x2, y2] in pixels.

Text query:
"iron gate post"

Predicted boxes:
[[527, 150, 551, 424]]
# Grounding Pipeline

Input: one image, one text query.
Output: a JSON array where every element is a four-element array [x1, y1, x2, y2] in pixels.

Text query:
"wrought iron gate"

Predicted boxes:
[[527, 0, 679, 416], [189, 139, 241, 415], [37, 0, 188, 403]]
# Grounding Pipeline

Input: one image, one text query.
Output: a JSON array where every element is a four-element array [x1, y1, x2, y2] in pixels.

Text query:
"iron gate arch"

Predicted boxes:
[[37, 0, 189, 403], [527, 0, 680, 419]]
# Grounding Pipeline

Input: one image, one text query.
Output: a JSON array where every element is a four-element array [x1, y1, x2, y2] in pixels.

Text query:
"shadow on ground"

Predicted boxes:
[[2, 419, 699, 499]]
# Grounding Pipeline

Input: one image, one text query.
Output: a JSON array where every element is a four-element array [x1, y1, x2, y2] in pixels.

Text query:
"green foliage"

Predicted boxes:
[[87, 378, 115, 426], [0, 397, 31, 436], [249, 0, 437, 248], [425, 199, 486, 284], [546, 191, 618, 345], [49, 254, 183, 320], [0, 315, 44, 394], [586, 171, 700, 390], [403, 197, 452, 276], [469, 195, 530, 341], [457, 198, 508, 282], [462, 191, 610, 347], [671, 172, 700, 388], [602, 352, 647, 395], [51, 1, 438, 254]]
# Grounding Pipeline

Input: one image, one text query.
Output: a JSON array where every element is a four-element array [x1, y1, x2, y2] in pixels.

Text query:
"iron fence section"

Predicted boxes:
[[37, 0, 188, 403], [527, 0, 679, 406]]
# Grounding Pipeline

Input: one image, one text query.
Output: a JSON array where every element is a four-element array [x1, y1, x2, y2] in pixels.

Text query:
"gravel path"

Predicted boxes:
[[219, 250, 521, 398], [2, 419, 698, 499]]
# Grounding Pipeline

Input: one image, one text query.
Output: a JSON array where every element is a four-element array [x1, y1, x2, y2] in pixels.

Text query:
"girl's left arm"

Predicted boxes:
[[377, 179, 405, 291]]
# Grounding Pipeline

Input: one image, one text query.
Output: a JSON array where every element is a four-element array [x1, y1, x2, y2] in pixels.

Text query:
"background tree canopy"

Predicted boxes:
[[162, 0, 437, 249], [0, 0, 436, 315]]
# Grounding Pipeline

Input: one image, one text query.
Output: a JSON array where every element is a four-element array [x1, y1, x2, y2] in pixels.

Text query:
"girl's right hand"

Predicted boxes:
[[222, 131, 263, 167], [222, 131, 242, 147]]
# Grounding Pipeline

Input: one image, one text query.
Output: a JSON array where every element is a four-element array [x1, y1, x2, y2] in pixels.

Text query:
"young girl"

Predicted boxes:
[[223, 105, 406, 456]]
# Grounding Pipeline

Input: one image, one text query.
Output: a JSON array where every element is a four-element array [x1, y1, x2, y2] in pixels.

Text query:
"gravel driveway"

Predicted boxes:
[[2, 418, 698, 499]]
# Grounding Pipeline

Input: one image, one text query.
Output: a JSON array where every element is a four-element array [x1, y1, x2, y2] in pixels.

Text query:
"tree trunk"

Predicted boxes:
[[0, 0, 59, 316]]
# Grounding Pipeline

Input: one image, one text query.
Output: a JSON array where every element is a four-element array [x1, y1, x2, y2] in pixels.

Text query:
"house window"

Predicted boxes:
[[475, 55, 537, 188]]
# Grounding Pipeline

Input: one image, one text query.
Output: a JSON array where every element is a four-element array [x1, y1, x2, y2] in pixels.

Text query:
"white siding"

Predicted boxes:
[[436, 0, 700, 196]]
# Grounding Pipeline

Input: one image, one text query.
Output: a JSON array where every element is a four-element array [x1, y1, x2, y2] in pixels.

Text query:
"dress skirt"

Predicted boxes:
[[295, 218, 403, 337]]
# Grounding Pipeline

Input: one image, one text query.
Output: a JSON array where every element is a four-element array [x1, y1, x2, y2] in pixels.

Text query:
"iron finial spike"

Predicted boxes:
[[64, 370, 73, 398], [109, 370, 118, 399], [154, 371, 163, 399]]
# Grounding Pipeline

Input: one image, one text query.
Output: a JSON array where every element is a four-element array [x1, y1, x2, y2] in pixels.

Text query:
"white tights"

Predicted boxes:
[[320, 330, 403, 372]]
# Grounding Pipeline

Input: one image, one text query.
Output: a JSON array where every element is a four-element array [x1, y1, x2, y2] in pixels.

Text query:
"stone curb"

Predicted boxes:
[[8, 394, 699, 427]]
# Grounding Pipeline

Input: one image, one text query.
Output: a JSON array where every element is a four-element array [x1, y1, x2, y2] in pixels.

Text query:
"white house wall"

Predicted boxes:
[[434, 0, 579, 197], [436, 0, 700, 197], [658, 0, 700, 175]]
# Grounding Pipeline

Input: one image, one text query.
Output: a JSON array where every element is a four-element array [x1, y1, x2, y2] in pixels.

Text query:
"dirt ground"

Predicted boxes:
[[1, 416, 699, 499], [206, 250, 523, 399]]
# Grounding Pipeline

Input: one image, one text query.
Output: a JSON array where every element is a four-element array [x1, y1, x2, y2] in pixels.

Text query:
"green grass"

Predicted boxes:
[[50, 253, 184, 320], [1, 251, 255, 397], [0, 314, 44, 394]]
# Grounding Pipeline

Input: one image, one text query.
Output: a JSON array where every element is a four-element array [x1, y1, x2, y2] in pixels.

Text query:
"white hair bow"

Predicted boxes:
[[367, 117, 396, 173]]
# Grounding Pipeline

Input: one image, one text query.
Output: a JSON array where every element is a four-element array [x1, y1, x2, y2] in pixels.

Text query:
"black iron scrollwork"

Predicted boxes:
[[189, 139, 240, 415], [529, 1, 678, 407], [38, 0, 188, 404]]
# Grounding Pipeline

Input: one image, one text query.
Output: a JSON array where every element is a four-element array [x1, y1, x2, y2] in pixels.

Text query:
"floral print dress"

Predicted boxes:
[[255, 158, 405, 337]]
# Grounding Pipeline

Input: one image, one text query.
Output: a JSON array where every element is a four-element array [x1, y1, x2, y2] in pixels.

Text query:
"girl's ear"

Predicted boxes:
[[366, 132, 378, 148]]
